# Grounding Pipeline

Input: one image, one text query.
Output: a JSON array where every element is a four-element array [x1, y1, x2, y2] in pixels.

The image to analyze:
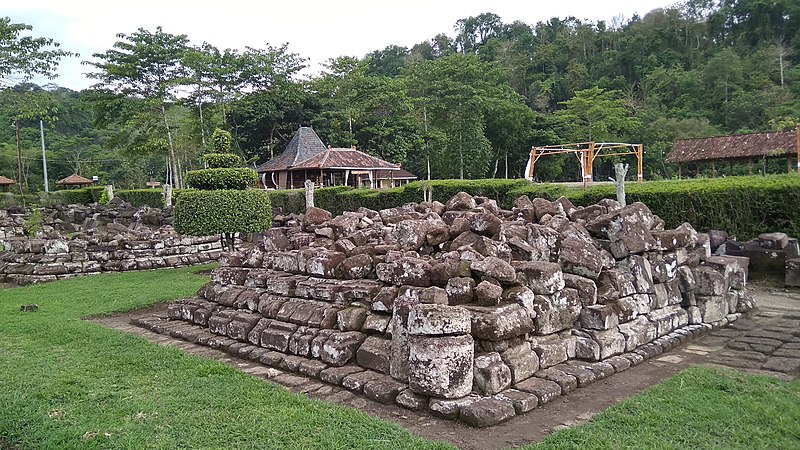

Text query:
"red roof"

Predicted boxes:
[[290, 147, 400, 171], [56, 174, 94, 185], [667, 129, 799, 163], [0, 175, 17, 185]]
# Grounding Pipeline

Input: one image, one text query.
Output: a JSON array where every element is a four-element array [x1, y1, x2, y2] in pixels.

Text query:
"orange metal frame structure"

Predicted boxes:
[[526, 142, 644, 183]]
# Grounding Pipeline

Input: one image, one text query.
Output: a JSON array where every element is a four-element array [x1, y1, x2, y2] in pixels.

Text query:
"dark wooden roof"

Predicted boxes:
[[290, 148, 400, 171], [56, 174, 94, 185], [374, 168, 417, 180], [255, 127, 327, 172], [667, 129, 798, 163], [0, 175, 17, 185]]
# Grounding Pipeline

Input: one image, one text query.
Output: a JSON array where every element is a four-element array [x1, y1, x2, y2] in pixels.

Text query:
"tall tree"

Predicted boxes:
[[86, 27, 190, 188]]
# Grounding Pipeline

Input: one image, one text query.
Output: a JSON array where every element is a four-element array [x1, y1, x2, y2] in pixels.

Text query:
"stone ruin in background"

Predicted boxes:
[[0, 201, 221, 285], [142, 192, 756, 427]]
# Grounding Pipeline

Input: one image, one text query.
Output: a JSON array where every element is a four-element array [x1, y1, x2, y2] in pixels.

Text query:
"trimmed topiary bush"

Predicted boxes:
[[203, 153, 243, 169], [174, 189, 271, 238], [184, 168, 257, 190]]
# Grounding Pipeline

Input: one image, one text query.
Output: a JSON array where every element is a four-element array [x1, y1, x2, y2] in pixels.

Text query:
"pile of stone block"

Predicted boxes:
[[0, 204, 221, 285], [712, 231, 800, 286], [152, 192, 754, 427]]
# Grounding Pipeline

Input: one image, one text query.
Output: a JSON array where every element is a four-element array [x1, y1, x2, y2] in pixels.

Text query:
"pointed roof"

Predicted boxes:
[[290, 147, 401, 171], [255, 127, 327, 172], [56, 174, 94, 185], [0, 175, 17, 185]]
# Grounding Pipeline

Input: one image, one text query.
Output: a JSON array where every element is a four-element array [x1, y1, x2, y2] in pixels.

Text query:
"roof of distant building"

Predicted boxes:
[[667, 129, 798, 163]]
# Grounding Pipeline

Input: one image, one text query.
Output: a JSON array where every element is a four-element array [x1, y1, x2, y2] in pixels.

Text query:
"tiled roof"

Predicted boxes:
[[667, 129, 798, 163], [255, 127, 327, 172], [290, 148, 400, 171], [56, 174, 94, 185], [0, 175, 16, 185]]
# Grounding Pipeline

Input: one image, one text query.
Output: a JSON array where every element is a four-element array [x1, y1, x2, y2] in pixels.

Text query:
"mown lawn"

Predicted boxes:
[[1, 267, 799, 449], [529, 367, 800, 450], [0, 267, 448, 449]]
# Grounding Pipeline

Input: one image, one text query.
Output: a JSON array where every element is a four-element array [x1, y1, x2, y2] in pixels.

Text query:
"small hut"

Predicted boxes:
[[56, 174, 95, 189], [256, 127, 410, 189], [0, 175, 17, 191], [667, 126, 800, 177]]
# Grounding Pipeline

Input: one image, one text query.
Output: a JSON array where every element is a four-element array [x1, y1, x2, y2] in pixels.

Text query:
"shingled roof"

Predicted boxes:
[[374, 168, 417, 180], [56, 174, 94, 185], [0, 175, 16, 185], [255, 127, 327, 172], [667, 129, 799, 163], [290, 147, 400, 171]]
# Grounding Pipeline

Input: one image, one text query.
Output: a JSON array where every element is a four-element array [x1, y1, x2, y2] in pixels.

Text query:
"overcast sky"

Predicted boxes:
[[8, 0, 677, 90]]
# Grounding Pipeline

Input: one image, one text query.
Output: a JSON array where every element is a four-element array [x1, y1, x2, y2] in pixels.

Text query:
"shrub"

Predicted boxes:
[[98, 189, 110, 205], [211, 128, 233, 153], [185, 168, 257, 190], [174, 189, 272, 239], [116, 189, 165, 208], [203, 153, 243, 169], [63, 188, 94, 205]]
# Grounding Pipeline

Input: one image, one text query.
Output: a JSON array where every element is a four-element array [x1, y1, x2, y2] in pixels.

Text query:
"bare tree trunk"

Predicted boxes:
[[504, 152, 509, 179], [161, 103, 180, 189], [609, 162, 629, 207], [198, 101, 206, 148]]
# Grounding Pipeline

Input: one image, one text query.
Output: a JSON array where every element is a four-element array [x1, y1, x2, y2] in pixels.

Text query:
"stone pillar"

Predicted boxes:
[[304, 179, 314, 210], [105, 184, 114, 202]]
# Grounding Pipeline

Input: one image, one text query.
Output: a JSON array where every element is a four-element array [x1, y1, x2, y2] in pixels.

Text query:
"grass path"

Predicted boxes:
[[0, 267, 448, 449]]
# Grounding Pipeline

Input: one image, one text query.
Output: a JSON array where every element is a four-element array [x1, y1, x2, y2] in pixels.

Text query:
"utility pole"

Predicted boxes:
[[40, 120, 49, 192], [15, 118, 23, 195]]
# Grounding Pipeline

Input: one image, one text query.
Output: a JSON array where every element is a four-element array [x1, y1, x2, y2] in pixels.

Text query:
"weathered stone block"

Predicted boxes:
[[563, 274, 597, 306], [320, 331, 367, 366], [500, 342, 540, 383], [474, 280, 503, 306], [460, 398, 516, 428], [513, 376, 561, 404], [532, 290, 581, 335], [696, 295, 728, 323], [260, 321, 298, 352], [580, 304, 619, 330], [356, 336, 391, 374], [469, 304, 535, 341], [407, 303, 471, 336], [337, 307, 368, 331], [558, 236, 603, 279], [473, 352, 512, 395], [512, 261, 565, 295], [375, 257, 431, 287], [445, 277, 475, 305], [407, 335, 474, 398]]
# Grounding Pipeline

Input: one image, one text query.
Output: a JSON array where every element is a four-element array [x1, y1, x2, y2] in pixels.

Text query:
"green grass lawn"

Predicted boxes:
[[530, 367, 800, 449], [0, 267, 449, 450], [1, 267, 799, 449]]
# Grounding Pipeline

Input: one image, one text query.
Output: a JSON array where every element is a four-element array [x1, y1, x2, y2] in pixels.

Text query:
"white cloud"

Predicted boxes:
[[6, 0, 677, 90]]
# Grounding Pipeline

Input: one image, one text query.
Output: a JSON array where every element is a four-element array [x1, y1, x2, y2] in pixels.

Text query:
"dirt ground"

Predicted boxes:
[[90, 284, 800, 450]]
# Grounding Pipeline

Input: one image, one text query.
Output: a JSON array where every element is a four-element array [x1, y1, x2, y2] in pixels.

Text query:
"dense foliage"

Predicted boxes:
[[184, 167, 257, 190], [203, 153, 242, 169], [3, 2, 800, 190], [174, 189, 271, 237]]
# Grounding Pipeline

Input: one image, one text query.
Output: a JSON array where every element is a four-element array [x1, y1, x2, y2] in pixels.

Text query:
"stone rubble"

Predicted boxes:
[[149, 192, 755, 427], [0, 202, 222, 284]]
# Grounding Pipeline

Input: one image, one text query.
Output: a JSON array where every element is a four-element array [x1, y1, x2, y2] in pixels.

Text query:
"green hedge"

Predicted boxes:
[[509, 175, 800, 239], [203, 153, 243, 169], [116, 189, 164, 208], [0, 193, 37, 207], [185, 168, 258, 190], [174, 189, 272, 236]]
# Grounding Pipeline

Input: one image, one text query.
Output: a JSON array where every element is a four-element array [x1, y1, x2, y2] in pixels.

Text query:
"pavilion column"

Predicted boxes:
[[788, 156, 792, 174], [729, 160, 733, 176], [748, 159, 753, 175], [677, 162, 682, 179], [695, 162, 700, 177], [763, 157, 768, 175], [711, 160, 716, 178]]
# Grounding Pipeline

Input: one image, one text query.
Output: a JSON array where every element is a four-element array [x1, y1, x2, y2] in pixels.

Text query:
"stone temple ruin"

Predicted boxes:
[[0, 202, 221, 285], [137, 192, 755, 427]]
